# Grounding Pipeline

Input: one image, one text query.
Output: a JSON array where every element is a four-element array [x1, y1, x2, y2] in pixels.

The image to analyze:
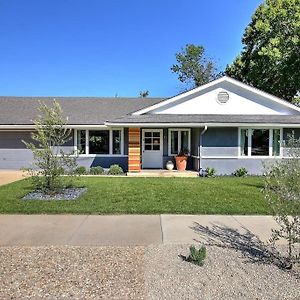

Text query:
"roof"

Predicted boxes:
[[0, 96, 164, 125], [106, 114, 300, 125]]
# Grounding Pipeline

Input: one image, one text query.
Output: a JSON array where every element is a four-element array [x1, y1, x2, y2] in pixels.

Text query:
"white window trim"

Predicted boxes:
[[168, 128, 191, 156], [238, 127, 283, 158], [74, 128, 124, 156]]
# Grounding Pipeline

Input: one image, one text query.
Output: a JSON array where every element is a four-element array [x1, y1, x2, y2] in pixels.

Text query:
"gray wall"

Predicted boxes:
[[0, 130, 129, 171], [202, 127, 238, 156]]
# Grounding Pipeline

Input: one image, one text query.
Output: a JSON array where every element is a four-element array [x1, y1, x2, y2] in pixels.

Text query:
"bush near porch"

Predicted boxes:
[[0, 177, 272, 215]]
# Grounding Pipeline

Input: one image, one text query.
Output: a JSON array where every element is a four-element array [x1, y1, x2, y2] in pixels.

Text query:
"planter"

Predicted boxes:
[[175, 156, 188, 171], [166, 160, 174, 170]]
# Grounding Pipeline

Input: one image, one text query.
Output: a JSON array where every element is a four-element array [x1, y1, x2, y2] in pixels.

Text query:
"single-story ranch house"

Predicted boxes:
[[1, 76, 300, 175]]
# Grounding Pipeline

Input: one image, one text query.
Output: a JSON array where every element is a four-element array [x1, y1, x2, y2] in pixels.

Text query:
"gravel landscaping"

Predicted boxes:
[[0, 245, 299, 299], [22, 188, 87, 201]]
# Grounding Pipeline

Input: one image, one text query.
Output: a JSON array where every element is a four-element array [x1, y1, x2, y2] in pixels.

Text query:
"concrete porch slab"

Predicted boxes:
[[0, 170, 25, 186], [127, 169, 198, 177]]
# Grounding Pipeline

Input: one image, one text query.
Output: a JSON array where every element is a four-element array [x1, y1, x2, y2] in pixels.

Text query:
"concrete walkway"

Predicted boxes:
[[0, 214, 282, 246], [0, 170, 25, 186]]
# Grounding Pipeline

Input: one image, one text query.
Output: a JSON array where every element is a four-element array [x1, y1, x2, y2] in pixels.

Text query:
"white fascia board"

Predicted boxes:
[[132, 76, 300, 115], [104, 122, 300, 128], [0, 124, 109, 129]]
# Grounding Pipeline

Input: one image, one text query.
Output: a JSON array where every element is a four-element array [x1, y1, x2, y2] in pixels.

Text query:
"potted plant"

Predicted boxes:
[[175, 148, 189, 171]]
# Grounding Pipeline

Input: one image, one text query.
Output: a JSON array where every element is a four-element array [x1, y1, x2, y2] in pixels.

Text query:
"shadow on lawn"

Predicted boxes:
[[190, 222, 299, 278]]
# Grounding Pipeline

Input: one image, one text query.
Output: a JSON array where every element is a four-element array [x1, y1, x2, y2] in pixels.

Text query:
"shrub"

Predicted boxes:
[[75, 166, 86, 175], [206, 167, 216, 177], [108, 164, 124, 175], [233, 167, 248, 177], [89, 166, 104, 175], [186, 245, 206, 266]]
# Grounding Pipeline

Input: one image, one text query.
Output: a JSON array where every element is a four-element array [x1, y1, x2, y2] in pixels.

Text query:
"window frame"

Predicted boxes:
[[238, 127, 283, 158], [74, 128, 124, 156], [168, 128, 191, 156]]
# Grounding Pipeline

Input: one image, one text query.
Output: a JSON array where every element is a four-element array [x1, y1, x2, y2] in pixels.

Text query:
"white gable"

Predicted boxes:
[[134, 77, 300, 116]]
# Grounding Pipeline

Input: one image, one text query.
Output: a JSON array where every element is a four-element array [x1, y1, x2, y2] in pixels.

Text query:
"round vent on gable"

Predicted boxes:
[[217, 91, 230, 104]]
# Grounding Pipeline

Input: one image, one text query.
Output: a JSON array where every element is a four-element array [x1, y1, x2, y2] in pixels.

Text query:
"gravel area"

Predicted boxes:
[[23, 188, 87, 201], [0, 245, 299, 299], [0, 246, 145, 299], [144, 244, 300, 300]]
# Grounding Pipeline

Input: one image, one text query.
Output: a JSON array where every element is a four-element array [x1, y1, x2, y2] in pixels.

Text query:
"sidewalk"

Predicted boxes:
[[0, 214, 281, 246]]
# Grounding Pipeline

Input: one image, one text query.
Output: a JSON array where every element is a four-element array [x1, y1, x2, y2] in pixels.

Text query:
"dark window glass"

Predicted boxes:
[[145, 144, 151, 150], [77, 130, 86, 154], [113, 130, 121, 154], [240, 129, 248, 156], [89, 130, 109, 154], [251, 129, 269, 156], [181, 130, 189, 151], [171, 131, 178, 155]]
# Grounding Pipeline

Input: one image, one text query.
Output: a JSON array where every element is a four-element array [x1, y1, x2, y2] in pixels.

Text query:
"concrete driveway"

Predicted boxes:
[[0, 214, 282, 246], [0, 170, 25, 186]]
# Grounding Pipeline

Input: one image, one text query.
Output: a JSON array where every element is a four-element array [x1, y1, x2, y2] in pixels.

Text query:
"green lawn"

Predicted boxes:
[[0, 176, 271, 215]]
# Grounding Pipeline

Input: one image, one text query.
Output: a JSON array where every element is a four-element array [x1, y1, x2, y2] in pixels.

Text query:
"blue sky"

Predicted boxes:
[[0, 0, 262, 97]]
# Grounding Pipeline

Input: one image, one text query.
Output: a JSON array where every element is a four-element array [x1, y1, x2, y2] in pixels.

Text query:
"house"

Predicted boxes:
[[1, 76, 300, 175]]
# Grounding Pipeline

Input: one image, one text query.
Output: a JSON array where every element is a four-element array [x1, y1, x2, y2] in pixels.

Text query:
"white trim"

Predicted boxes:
[[104, 122, 300, 128], [132, 76, 300, 115], [168, 128, 191, 156], [0, 125, 109, 129], [201, 156, 288, 159]]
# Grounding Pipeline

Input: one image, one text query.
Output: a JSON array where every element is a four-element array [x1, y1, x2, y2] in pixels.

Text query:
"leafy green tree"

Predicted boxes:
[[171, 44, 220, 89], [226, 0, 300, 101], [23, 100, 78, 191], [139, 90, 149, 98], [264, 133, 300, 269]]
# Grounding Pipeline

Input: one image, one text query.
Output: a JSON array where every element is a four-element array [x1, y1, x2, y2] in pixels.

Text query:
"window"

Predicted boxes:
[[144, 131, 161, 151], [89, 130, 109, 154], [251, 129, 269, 156], [75, 129, 123, 155], [239, 128, 282, 157], [76, 130, 86, 154], [112, 130, 122, 154], [169, 129, 190, 155]]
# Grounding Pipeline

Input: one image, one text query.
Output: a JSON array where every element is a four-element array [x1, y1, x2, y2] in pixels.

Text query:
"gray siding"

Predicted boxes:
[[202, 158, 275, 175], [202, 127, 238, 157]]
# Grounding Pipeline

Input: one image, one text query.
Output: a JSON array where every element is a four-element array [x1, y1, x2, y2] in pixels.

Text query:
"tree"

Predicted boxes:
[[263, 133, 300, 269], [139, 90, 149, 98], [226, 0, 300, 102], [23, 100, 78, 191], [171, 44, 219, 89]]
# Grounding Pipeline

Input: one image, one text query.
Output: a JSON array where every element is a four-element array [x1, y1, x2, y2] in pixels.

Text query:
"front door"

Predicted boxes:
[[142, 129, 163, 169]]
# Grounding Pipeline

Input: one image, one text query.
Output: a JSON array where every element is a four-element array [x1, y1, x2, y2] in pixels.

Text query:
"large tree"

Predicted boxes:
[[171, 44, 219, 89], [226, 0, 300, 102]]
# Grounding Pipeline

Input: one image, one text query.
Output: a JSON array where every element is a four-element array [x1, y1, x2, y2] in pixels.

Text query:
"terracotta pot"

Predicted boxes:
[[175, 156, 188, 171]]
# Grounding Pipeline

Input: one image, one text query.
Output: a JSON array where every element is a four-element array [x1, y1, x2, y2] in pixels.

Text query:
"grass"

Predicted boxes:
[[0, 176, 271, 215]]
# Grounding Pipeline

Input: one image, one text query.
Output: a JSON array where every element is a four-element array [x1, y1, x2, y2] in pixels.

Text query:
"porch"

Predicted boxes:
[[126, 169, 199, 177]]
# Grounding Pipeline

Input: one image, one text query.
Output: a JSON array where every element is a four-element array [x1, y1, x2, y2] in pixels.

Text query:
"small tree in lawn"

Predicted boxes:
[[264, 133, 300, 269], [23, 100, 78, 192]]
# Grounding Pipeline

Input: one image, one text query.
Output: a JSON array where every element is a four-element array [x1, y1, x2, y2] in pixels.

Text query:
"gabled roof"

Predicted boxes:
[[0, 96, 163, 125], [132, 76, 300, 115]]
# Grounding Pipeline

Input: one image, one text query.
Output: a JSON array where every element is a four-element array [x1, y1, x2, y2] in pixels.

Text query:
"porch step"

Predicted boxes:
[[127, 170, 199, 178]]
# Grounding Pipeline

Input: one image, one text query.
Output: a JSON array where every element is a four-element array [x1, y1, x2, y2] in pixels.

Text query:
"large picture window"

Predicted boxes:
[[239, 128, 282, 157], [75, 129, 123, 155], [168, 129, 190, 155]]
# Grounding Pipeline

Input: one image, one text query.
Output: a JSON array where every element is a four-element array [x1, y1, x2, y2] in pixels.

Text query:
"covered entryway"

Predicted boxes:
[[142, 129, 163, 169]]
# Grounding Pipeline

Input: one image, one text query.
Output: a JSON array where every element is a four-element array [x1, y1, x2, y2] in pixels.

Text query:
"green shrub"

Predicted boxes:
[[206, 167, 216, 177], [75, 166, 86, 175], [186, 245, 206, 266], [89, 166, 104, 175], [233, 167, 248, 177], [108, 164, 124, 175]]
